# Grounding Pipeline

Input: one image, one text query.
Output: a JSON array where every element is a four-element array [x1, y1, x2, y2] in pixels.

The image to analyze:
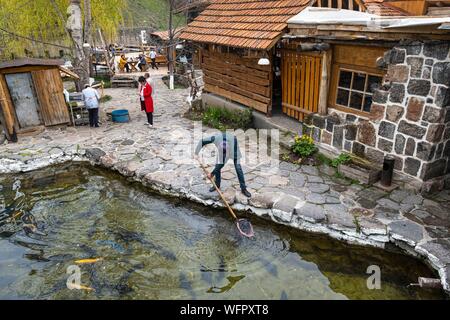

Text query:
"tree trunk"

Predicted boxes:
[[168, 0, 175, 90], [84, 0, 94, 77], [67, 0, 89, 91]]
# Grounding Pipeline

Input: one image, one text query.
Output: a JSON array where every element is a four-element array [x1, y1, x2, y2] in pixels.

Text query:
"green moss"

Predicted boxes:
[[200, 106, 253, 131]]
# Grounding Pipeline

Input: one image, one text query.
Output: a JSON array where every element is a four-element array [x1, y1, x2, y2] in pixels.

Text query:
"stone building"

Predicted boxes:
[[287, 8, 450, 192]]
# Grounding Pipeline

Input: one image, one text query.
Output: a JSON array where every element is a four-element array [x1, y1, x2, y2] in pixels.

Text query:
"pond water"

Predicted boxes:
[[0, 164, 445, 300]]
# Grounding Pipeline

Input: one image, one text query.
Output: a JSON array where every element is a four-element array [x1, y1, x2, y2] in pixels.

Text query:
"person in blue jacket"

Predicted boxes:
[[195, 132, 251, 198]]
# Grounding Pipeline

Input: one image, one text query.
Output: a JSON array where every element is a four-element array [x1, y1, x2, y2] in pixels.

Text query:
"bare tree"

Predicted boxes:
[[66, 0, 90, 90]]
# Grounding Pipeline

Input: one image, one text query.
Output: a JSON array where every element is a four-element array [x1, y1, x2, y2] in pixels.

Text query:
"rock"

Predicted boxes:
[[268, 175, 289, 186], [189, 183, 220, 201], [377, 138, 393, 152], [373, 89, 389, 104], [357, 121, 376, 146], [416, 239, 450, 269], [388, 220, 425, 246], [85, 148, 106, 162], [435, 86, 449, 108], [307, 183, 330, 194], [295, 202, 326, 223], [426, 124, 444, 143], [416, 142, 435, 161], [386, 48, 406, 64], [407, 57, 423, 78], [301, 165, 319, 175], [365, 147, 384, 164], [325, 204, 356, 228], [432, 62, 450, 86], [398, 120, 427, 139], [406, 97, 425, 122], [332, 126, 344, 149], [421, 159, 447, 181], [386, 65, 409, 83], [359, 218, 388, 236], [422, 106, 444, 123], [272, 195, 300, 222], [352, 142, 365, 157], [407, 80, 431, 97], [249, 192, 280, 209], [394, 134, 406, 154], [345, 124, 358, 141], [423, 41, 450, 60], [404, 157, 421, 176], [306, 193, 326, 204], [121, 139, 135, 146], [222, 188, 236, 205], [386, 105, 404, 123], [390, 83, 405, 103], [321, 131, 332, 145]]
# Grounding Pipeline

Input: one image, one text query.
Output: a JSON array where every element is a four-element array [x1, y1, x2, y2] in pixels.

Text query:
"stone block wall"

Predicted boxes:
[[304, 40, 450, 191]]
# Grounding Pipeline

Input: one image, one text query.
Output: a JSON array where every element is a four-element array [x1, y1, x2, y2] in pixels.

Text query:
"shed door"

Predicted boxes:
[[32, 69, 70, 126], [5, 73, 42, 128], [281, 50, 322, 121]]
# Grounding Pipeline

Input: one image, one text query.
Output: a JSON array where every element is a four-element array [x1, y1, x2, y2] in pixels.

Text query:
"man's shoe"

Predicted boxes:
[[242, 189, 251, 198], [209, 186, 219, 192]]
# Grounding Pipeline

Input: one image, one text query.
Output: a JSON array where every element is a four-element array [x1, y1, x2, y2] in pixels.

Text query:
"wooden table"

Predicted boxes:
[[128, 61, 139, 72]]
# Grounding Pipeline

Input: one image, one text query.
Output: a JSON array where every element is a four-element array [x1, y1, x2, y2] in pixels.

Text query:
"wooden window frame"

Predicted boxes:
[[329, 63, 384, 117]]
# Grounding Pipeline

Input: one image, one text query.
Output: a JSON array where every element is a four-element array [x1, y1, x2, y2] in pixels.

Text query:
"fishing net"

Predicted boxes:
[[236, 219, 254, 238]]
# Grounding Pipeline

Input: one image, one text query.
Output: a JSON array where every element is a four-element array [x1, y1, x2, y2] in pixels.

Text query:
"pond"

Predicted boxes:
[[0, 164, 445, 300]]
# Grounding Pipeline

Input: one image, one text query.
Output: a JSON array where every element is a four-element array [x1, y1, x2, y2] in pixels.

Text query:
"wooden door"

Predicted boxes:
[[5, 72, 42, 128], [281, 50, 322, 121], [32, 69, 70, 126]]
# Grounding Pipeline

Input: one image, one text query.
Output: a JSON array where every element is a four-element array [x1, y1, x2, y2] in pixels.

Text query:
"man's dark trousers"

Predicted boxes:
[[88, 108, 99, 127]]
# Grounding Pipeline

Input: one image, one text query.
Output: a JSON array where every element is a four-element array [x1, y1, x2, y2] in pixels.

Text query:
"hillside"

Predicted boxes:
[[122, 0, 186, 31]]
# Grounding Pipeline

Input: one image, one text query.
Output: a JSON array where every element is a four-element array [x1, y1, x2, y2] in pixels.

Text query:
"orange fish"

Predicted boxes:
[[74, 258, 103, 264], [67, 283, 95, 292]]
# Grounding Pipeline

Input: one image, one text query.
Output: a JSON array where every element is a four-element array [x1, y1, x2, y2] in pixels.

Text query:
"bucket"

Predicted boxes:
[[111, 109, 130, 123]]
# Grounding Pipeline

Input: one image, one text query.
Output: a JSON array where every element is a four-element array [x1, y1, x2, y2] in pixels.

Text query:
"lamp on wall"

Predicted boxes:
[[258, 57, 270, 66], [258, 50, 270, 65]]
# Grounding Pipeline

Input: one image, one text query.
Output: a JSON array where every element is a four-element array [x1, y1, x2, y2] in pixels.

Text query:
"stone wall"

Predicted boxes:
[[306, 41, 450, 192]]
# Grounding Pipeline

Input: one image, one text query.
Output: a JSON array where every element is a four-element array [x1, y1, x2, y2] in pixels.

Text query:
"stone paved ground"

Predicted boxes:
[[1, 78, 449, 293]]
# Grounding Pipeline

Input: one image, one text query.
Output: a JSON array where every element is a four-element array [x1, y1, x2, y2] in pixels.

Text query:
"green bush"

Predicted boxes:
[[331, 153, 352, 168], [291, 135, 317, 158], [99, 95, 112, 103], [201, 106, 253, 130]]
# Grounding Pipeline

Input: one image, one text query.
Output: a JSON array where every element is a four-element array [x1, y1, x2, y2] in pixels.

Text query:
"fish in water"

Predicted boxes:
[[179, 272, 196, 299], [95, 239, 126, 253], [115, 227, 177, 261], [75, 257, 103, 264], [258, 256, 278, 278], [207, 275, 245, 294], [280, 290, 288, 300], [67, 283, 95, 292]]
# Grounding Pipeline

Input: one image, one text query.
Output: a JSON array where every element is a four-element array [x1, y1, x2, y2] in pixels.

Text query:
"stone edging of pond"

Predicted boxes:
[[1, 148, 449, 295]]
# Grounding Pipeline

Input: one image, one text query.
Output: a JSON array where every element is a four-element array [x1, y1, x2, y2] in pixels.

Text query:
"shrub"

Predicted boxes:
[[291, 135, 317, 158], [99, 95, 112, 103], [201, 106, 253, 130], [331, 153, 352, 168]]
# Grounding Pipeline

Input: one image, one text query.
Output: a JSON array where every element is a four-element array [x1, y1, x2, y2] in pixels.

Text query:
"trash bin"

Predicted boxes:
[[381, 155, 395, 187]]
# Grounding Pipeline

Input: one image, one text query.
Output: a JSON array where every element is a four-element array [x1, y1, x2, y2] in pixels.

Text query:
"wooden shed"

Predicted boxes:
[[0, 58, 72, 142]]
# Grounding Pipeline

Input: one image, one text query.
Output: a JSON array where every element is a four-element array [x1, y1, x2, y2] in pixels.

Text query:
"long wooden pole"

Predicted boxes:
[[197, 158, 238, 220]]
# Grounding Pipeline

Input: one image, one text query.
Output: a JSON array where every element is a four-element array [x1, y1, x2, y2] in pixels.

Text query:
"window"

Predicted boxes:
[[335, 69, 382, 113]]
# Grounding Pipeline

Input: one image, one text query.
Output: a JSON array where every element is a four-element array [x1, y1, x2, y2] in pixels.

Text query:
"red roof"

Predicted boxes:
[[179, 0, 311, 50]]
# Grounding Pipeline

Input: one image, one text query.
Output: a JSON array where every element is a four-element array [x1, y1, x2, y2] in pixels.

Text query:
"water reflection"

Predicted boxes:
[[0, 164, 446, 300]]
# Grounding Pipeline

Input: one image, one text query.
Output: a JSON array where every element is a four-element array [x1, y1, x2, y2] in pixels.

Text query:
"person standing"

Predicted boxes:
[[149, 48, 159, 70], [138, 76, 154, 127], [144, 72, 156, 100], [195, 132, 251, 198], [82, 84, 100, 128]]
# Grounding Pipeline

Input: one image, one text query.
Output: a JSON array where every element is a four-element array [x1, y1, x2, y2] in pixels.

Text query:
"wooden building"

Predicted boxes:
[[0, 59, 72, 142], [179, 0, 410, 119]]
